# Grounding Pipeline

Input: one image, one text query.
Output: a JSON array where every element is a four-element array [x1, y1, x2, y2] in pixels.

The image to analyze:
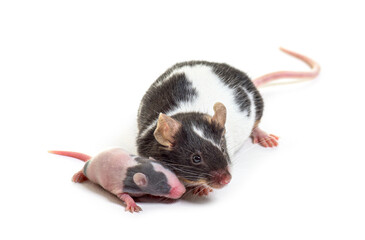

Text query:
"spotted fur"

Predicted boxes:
[[137, 61, 263, 186]]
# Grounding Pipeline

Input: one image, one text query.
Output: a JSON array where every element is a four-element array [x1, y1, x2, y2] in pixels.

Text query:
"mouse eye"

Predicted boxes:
[[221, 147, 225, 153], [191, 154, 202, 164]]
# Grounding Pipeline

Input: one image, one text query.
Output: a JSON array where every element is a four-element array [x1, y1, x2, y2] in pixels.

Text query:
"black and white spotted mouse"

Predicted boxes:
[[136, 48, 320, 195]]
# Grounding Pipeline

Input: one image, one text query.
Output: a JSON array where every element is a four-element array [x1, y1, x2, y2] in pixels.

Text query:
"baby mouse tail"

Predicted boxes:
[[48, 150, 91, 162], [253, 47, 320, 88]]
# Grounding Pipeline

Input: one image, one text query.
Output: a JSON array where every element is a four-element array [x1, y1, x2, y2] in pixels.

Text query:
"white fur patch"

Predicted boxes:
[[139, 119, 158, 138], [140, 64, 256, 157], [192, 124, 221, 149], [155, 66, 193, 87], [151, 162, 180, 187]]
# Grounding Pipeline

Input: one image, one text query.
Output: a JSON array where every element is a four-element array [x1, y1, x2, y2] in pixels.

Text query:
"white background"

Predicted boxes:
[[1, 1, 364, 239]]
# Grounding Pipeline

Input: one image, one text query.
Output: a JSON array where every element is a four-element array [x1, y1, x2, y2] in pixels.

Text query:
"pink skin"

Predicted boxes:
[[253, 47, 320, 88], [150, 162, 186, 199], [49, 149, 186, 213], [251, 48, 320, 147], [71, 170, 142, 212], [48, 150, 91, 162], [50, 149, 142, 212], [117, 193, 142, 213], [72, 170, 88, 183], [186, 168, 231, 196], [187, 170, 231, 197], [251, 127, 279, 148], [84, 149, 184, 212]]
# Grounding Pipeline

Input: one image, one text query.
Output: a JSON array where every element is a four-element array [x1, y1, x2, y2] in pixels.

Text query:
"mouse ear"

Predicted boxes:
[[133, 173, 148, 188], [154, 113, 182, 148], [212, 102, 226, 128]]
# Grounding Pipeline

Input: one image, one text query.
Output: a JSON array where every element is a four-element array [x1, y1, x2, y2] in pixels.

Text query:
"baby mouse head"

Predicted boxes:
[[123, 157, 185, 199], [153, 102, 232, 189]]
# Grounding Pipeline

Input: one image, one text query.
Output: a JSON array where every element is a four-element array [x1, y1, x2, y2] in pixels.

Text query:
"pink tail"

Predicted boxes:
[[48, 150, 91, 162], [253, 47, 320, 87]]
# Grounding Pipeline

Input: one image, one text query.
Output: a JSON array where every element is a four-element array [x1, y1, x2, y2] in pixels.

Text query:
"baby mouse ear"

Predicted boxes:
[[212, 102, 226, 128], [154, 113, 182, 148], [133, 173, 148, 188]]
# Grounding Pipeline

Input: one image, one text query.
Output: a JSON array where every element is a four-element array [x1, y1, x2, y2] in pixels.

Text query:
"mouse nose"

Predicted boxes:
[[220, 175, 231, 185], [219, 173, 231, 185], [211, 169, 232, 188]]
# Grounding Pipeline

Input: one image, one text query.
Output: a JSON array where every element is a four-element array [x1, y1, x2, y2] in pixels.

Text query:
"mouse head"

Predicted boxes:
[[123, 158, 185, 199], [153, 102, 232, 189]]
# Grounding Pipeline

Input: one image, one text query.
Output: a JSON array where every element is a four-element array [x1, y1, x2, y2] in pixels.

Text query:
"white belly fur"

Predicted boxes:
[[164, 65, 256, 156]]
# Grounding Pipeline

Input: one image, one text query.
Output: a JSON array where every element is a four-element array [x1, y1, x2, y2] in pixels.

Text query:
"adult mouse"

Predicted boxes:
[[136, 48, 320, 195]]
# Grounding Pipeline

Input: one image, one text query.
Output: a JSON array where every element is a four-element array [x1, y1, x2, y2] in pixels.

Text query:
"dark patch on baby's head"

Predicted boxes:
[[123, 160, 171, 196]]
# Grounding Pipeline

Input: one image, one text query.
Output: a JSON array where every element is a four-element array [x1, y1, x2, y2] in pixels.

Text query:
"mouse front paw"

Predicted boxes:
[[117, 193, 142, 213], [191, 186, 213, 196], [125, 203, 142, 213]]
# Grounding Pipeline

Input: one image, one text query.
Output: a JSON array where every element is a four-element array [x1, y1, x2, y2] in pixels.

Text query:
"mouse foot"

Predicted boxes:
[[117, 193, 142, 213], [251, 127, 279, 148], [72, 171, 88, 183], [190, 186, 213, 196]]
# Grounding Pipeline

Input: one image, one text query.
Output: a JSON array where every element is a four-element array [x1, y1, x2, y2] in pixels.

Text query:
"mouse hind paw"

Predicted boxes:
[[251, 127, 279, 148], [72, 171, 88, 183]]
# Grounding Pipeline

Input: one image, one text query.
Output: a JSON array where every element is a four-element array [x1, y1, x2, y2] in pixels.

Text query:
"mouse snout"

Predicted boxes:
[[167, 184, 186, 199], [210, 169, 232, 188]]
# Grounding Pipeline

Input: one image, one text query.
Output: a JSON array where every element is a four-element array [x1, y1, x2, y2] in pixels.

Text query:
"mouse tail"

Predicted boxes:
[[48, 150, 91, 162], [252, 47, 320, 88]]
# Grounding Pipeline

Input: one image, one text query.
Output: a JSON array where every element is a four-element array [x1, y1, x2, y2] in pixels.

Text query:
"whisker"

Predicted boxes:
[[164, 163, 213, 177], [167, 166, 202, 176]]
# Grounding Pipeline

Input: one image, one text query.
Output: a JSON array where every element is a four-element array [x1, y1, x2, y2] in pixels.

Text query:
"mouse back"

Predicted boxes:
[[83, 148, 137, 193]]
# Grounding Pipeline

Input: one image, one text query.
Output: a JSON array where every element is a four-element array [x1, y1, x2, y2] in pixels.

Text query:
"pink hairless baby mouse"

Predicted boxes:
[[49, 148, 186, 213]]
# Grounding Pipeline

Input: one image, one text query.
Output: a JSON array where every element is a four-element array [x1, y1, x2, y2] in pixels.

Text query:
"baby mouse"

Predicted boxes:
[[136, 48, 320, 195], [49, 148, 186, 213]]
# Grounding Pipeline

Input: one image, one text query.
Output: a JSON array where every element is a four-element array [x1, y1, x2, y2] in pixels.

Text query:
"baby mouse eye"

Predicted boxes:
[[191, 154, 202, 164], [221, 147, 225, 153]]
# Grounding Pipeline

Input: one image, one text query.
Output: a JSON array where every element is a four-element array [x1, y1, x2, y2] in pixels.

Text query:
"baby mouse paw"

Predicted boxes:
[[117, 193, 142, 213], [125, 203, 142, 213], [72, 170, 88, 183]]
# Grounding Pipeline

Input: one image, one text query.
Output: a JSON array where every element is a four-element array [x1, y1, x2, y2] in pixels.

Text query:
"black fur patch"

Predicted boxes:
[[210, 62, 263, 121], [138, 61, 264, 123], [136, 60, 264, 184], [138, 112, 229, 183], [137, 73, 197, 135], [123, 159, 171, 196]]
